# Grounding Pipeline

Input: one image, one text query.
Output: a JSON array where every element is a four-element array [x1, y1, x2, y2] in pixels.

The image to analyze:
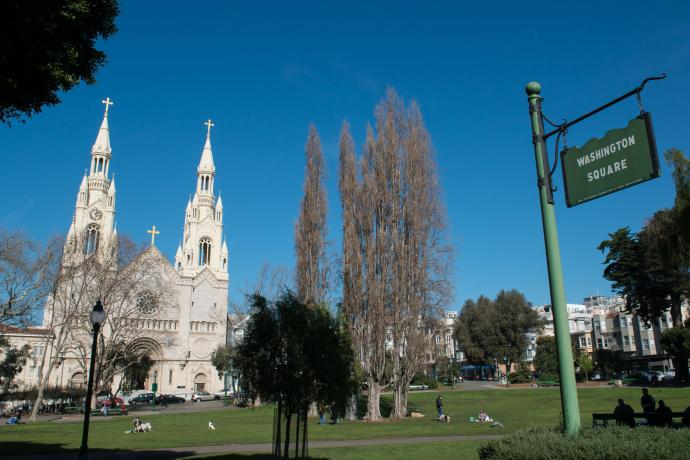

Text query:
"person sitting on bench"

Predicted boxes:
[[613, 399, 635, 427]]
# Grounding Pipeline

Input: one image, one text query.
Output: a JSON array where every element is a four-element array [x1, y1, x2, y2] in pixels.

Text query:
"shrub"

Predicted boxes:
[[478, 426, 690, 460], [508, 364, 533, 384], [537, 373, 559, 382], [410, 372, 439, 389]]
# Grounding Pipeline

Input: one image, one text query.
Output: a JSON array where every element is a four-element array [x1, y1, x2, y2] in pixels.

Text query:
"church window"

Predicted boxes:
[[199, 237, 212, 266], [83, 224, 100, 254], [169, 369, 173, 384], [177, 262, 181, 270], [222, 258, 227, 269], [136, 291, 159, 316]]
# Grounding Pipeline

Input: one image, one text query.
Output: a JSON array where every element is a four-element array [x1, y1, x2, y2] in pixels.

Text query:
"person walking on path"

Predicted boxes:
[[436, 395, 443, 419]]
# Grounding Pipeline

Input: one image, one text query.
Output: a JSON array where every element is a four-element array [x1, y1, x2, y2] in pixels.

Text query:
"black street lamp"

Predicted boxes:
[[78, 300, 106, 460]]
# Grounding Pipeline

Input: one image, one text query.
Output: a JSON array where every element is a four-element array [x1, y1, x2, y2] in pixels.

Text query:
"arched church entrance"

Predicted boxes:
[[194, 373, 208, 392], [69, 372, 85, 388], [124, 338, 163, 391]]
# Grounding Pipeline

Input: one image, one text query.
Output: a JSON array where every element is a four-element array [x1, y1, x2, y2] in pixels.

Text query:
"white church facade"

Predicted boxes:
[[5, 101, 230, 397]]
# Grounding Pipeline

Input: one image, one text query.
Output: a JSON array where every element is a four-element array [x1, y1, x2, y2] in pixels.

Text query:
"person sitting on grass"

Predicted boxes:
[[613, 398, 635, 428], [478, 410, 493, 422]]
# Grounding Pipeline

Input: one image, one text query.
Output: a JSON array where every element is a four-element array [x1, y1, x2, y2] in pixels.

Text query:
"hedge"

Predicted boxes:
[[479, 426, 690, 460]]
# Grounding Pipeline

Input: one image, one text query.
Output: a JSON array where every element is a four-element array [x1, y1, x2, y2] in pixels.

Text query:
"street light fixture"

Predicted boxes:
[[78, 300, 106, 460]]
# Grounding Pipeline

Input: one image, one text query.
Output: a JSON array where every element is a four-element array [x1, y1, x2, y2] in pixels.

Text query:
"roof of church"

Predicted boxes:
[[92, 110, 111, 155], [0, 324, 51, 336], [197, 135, 215, 172]]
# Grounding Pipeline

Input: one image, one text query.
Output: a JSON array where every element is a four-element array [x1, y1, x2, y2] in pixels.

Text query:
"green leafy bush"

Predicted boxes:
[[479, 426, 690, 460], [508, 364, 533, 384], [410, 372, 439, 389]]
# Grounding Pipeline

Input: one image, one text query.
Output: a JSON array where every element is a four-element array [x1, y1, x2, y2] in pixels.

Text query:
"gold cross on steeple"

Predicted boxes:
[[204, 119, 214, 137], [101, 97, 114, 115], [147, 225, 160, 246]]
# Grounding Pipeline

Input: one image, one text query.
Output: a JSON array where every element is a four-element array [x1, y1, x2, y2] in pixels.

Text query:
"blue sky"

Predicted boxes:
[[1, 1, 689, 311]]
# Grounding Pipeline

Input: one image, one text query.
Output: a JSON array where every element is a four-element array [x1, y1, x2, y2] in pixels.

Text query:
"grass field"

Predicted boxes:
[[1, 385, 688, 457]]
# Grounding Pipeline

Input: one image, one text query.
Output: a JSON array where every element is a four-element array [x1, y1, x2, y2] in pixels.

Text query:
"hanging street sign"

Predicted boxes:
[[560, 112, 660, 207]]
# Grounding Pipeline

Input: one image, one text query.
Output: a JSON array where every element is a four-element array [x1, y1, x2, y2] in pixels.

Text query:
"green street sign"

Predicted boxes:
[[560, 113, 660, 207]]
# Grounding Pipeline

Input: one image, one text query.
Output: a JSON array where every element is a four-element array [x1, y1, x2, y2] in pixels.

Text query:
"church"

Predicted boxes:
[[9, 100, 230, 397]]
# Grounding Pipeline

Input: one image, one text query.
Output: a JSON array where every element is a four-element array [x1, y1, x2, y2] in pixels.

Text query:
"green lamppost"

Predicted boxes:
[[151, 370, 158, 407], [526, 82, 580, 435], [78, 300, 106, 460]]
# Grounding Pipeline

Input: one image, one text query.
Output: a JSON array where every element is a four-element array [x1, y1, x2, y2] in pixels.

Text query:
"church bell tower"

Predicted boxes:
[[175, 120, 228, 280], [64, 98, 117, 262]]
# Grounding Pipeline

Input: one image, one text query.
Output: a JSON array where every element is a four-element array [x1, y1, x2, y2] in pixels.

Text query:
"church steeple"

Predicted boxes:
[[90, 98, 113, 179], [177, 119, 227, 280], [63, 98, 117, 262], [196, 119, 216, 204]]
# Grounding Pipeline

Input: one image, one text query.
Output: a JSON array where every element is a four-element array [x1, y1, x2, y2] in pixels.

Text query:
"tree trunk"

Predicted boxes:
[[345, 394, 357, 420], [670, 294, 683, 328], [283, 412, 292, 460], [674, 355, 689, 383], [389, 382, 406, 420], [366, 380, 382, 421], [30, 341, 54, 422]]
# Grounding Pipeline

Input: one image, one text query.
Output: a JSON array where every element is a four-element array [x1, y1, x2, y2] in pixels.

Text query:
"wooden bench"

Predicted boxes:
[[87, 407, 127, 416], [592, 412, 686, 427]]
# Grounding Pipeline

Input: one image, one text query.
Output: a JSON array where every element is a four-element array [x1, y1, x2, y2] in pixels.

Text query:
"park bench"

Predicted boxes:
[[61, 403, 81, 413], [87, 407, 127, 416], [537, 379, 558, 387], [592, 412, 686, 427]]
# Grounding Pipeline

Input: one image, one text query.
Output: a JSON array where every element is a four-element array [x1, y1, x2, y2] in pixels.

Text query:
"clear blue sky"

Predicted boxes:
[[1, 1, 689, 311]]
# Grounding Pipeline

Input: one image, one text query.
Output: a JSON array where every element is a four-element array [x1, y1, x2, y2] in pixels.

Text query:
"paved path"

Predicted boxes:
[[7, 434, 504, 459]]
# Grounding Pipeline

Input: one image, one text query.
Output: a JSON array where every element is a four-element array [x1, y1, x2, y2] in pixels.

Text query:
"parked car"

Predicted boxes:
[[156, 394, 185, 404], [662, 370, 676, 382], [590, 373, 602, 381], [213, 389, 234, 400], [192, 391, 215, 402], [99, 397, 126, 411], [128, 393, 155, 405]]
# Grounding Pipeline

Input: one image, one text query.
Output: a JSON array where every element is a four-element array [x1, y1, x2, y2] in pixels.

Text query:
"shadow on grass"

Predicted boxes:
[[180, 455, 328, 460], [0, 441, 200, 459]]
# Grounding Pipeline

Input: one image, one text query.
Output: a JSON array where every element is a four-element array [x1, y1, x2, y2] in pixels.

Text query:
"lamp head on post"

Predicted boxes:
[[90, 300, 106, 330]]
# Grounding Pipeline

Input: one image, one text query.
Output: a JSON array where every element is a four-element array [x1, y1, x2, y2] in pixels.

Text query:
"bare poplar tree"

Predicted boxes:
[[295, 124, 328, 306], [339, 90, 452, 421]]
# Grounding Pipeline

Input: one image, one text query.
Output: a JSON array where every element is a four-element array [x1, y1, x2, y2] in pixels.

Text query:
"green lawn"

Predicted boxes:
[[1, 386, 687, 457]]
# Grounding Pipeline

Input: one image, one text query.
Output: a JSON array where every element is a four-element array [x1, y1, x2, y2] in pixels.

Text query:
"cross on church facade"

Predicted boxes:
[[204, 119, 214, 137], [102, 97, 114, 115], [147, 225, 160, 246]]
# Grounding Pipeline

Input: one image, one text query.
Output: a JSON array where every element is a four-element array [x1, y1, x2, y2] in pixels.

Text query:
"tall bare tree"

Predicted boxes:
[[30, 236, 173, 421], [295, 124, 328, 306], [339, 90, 452, 421], [0, 230, 58, 327]]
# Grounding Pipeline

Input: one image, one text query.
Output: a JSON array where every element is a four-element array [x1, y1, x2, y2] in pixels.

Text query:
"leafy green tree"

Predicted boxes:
[[233, 291, 355, 458], [455, 290, 542, 369], [533, 336, 559, 377], [0, 336, 30, 391], [599, 149, 690, 328], [0, 0, 119, 123], [211, 344, 233, 379], [576, 351, 594, 382], [593, 349, 625, 379], [660, 319, 690, 383]]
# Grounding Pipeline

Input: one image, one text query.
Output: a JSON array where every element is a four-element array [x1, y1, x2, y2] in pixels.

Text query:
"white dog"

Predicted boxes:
[[438, 414, 451, 423], [208, 420, 216, 430]]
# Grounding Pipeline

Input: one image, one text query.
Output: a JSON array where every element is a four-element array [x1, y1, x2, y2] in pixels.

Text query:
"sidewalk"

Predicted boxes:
[[7, 434, 504, 459]]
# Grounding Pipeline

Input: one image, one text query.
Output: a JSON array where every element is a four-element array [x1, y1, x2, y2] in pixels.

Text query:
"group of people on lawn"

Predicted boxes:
[[614, 388, 690, 427]]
